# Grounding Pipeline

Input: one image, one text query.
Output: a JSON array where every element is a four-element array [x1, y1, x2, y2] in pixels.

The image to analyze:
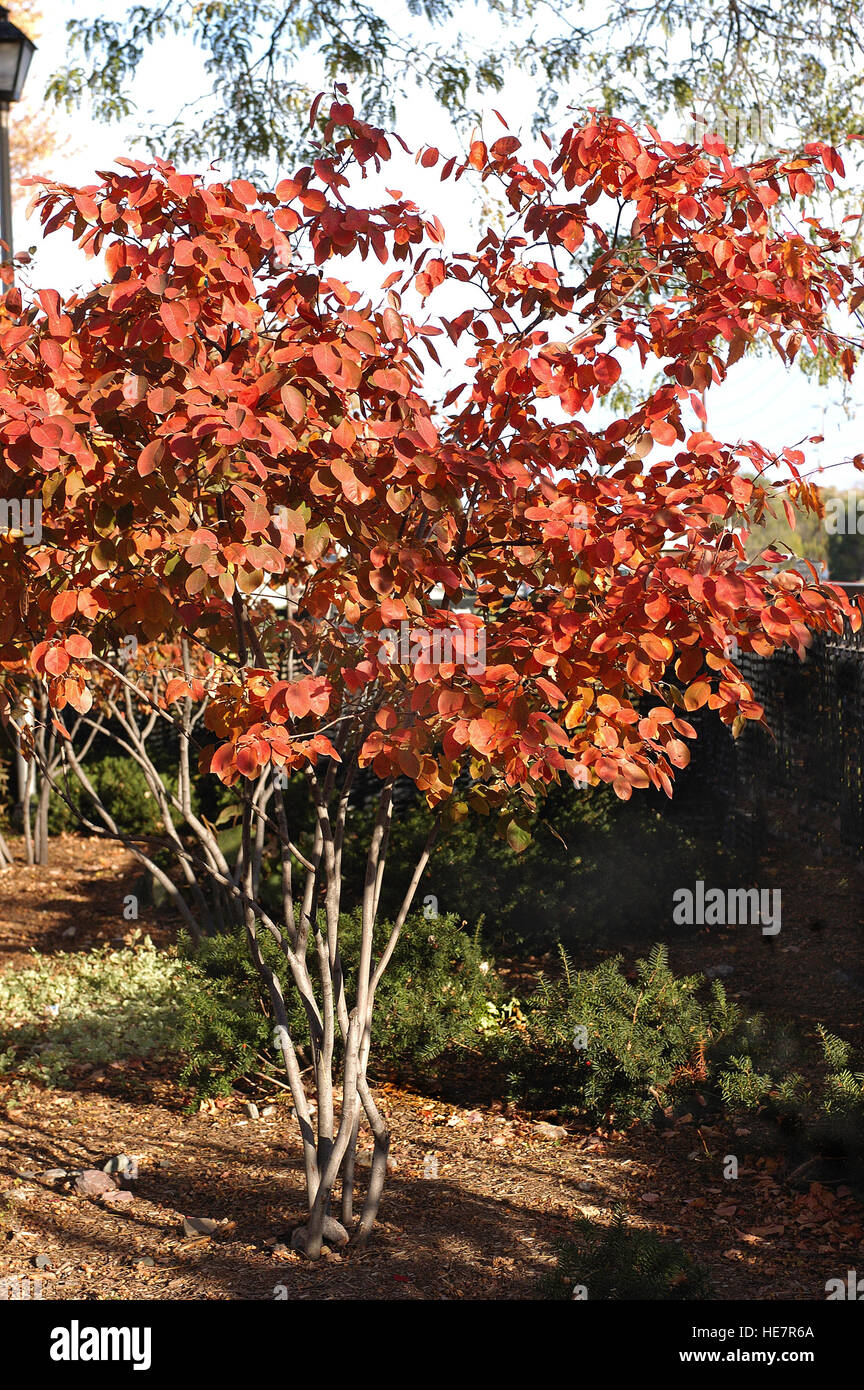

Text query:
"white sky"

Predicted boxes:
[[9, 0, 864, 490]]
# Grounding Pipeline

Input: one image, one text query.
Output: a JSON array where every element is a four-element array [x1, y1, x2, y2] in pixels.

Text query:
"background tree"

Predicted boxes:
[[742, 481, 830, 573], [1, 98, 861, 1254], [8, 3, 69, 186], [46, 0, 864, 172]]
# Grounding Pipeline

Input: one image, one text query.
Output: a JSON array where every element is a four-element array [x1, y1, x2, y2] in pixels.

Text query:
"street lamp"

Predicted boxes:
[[0, 5, 35, 265], [0, 5, 35, 833]]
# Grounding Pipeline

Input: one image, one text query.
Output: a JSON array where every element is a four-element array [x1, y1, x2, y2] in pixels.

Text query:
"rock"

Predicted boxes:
[[138, 1256, 155, 1268], [74, 1169, 116, 1197], [422, 1153, 439, 1179], [61, 926, 76, 938], [102, 1154, 138, 1183], [42, 1169, 67, 1182], [182, 1216, 219, 1239], [102, 1189, 134, 1206], [19, 1168, 39, 1179], [641, 1191, 661, 1205], [34, 1254, 52, 1270], [243, 1102, 260, 1120], [261, 1105, 275, 1118], [575, 1180, 600, 1193], [290, 1215, 349, 1251], [533, 1121, 567, 1141]]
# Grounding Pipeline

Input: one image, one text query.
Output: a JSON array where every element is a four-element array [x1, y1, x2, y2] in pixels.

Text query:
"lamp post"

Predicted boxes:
[[0, 5, 35, 265], [0, 8, 37, 843]]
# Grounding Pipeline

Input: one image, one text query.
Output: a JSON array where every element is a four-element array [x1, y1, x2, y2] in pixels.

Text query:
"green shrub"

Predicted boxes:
[[492, 944, 741, 1123], [48, 755, 188, 838], [714, 1021, 864, 1157], [544, 1206, 710, 1300], [175, 929, 272, 1099], [176, 908, 501, 1099]]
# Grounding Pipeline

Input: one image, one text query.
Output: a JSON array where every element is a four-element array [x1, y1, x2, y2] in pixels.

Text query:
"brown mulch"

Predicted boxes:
[[1, 833, 863, 1301], [3, 1083, 863, 1301], [0, 834, 174, 973]]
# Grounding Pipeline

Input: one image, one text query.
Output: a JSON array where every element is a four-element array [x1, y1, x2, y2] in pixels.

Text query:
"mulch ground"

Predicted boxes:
[[1, 833, 863, 1300]]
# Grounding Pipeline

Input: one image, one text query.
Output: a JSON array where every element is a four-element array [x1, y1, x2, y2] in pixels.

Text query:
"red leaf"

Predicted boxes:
[[468, 141, 488, 170], [137, 439, 165, 476], [51, 591, 78, 623], [147, 386, 177, 415], [44, 646, 69, 675]]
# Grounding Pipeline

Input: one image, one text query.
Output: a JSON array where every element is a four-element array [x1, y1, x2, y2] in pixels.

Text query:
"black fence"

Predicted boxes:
[[677, 620, 864, 862]]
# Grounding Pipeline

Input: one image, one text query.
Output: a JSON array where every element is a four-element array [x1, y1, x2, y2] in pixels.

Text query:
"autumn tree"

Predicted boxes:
[[0, 96, 861, 1253]]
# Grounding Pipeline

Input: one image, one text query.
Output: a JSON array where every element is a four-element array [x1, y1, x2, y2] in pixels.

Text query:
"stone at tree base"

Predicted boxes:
[[74, 1170, 116, 1197], [355, 1151, 398, 1173], [102, 1189, 135, 1206], [290, 1216, 349, 1251]]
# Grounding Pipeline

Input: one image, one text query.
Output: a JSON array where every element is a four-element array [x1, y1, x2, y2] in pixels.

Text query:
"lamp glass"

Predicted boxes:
[[13, 38, 32, 100], [0, 40, 20, 99]]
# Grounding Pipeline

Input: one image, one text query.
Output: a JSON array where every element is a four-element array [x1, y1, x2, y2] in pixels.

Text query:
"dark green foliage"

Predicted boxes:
[[176, 909, 499, 1099], [361, 913, 501, 1069], [492, 945, 741, 1123], [48, 755, 187, 838], [175, 931, 272, 1100], [338, 782, 722, 953], [544, 1206, 710, 1300], [714, 1020, 864, 1159]]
